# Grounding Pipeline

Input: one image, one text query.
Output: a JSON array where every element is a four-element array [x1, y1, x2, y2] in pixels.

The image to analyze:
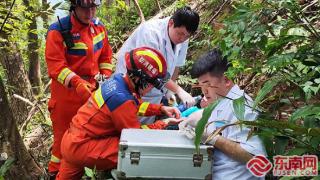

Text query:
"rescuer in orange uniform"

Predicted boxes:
[[56, 47, 181, 179], [45, 0, 113, 176]]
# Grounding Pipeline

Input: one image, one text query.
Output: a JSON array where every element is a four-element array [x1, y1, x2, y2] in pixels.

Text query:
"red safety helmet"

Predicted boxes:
[[70, 0, 101, 8], [125, 47, 170, 90]]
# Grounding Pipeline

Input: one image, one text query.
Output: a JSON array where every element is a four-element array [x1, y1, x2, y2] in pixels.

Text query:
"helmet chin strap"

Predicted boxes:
[[128, 72, 149, 96]]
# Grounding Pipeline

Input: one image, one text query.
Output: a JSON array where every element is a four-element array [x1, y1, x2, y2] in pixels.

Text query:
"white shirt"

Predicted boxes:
[[115, 17, 189, 124], [207, 85, 266, 180]]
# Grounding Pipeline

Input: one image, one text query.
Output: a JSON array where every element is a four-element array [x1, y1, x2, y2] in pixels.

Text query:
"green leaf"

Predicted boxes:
[[116, 0, 127, 10], [257, 35, 268, 50], [233, 96, 245, 120], [255, 130, 274, 156], [287, 27, 309, 36], [51, 2, 62, 10], [287, 147, 308, 155], [267, 53, 295, 68], [0, 157, 15, 177], [266, 35, 305, 56], [242, 33, 251, 43], [238, 21, 245, 32], [280, 176, 295, 180], [253, 78, 282, 109], [194, 100, 220, 153], [304, 117, 320, 128], [311, 176, 320, 180], [274, 136, 289, 155], [310, 137, 320, 149], [84, 167, 93, 178], [289, 105, 320, 123]]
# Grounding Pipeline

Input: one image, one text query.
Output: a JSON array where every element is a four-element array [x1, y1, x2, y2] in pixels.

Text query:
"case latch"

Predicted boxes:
[[130, 151, 140, 165], [193, 153, 203, 167], [119, 142, 128, 158], [207, 147, 214, 161]]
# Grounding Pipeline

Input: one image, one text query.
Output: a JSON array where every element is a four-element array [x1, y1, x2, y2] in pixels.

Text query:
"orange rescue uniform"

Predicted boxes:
[[57, 74, 167, 179], [45, 14, 113, 173]]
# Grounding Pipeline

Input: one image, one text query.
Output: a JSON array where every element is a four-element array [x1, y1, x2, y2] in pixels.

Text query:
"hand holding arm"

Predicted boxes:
[[178, 109, 203, 139], [176, 87, 195, 108], [160, 106, 181, 119], [162, 117, 183, 125], [165, 80, 195, 108], [165, 90, 177, 105]]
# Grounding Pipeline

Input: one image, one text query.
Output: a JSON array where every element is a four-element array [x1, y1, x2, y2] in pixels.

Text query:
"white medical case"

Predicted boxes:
[[114, 129, 212, 179]]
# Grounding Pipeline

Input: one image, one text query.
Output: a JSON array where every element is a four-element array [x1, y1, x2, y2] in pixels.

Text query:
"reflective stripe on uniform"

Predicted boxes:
[[50, 155, 60, 163], [57, 68, 72, 85], [64, 72, 76, 87], [137, 102, 150, 116], [140, 125, 150, 129], [93, 32, 105, 45], [70, 42, 88, 50], [99, 63, 113, 70], [93, 87, 104, 108]]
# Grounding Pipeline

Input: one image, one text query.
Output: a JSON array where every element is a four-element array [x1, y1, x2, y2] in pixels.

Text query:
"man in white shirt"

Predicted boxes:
[[181, 49, 266, 179], [115, 6, 200, 124]]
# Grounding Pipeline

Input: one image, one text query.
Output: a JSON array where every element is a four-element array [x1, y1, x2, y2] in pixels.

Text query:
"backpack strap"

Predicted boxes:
[[57, 16, 74, 49]]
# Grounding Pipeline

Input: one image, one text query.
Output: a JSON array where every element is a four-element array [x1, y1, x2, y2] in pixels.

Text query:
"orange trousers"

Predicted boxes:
[[48, 80, 93, 173], [56, 130, 119, 179]]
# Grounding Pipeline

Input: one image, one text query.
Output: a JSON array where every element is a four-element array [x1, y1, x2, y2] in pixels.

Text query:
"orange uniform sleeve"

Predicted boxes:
[[111, 100, 167, 132], [45, 30, 80, 87], [137, 101, 163, 117], [98, 27, 113, 77], [111, 100, 141, 132], [141, 121, 167, 129]]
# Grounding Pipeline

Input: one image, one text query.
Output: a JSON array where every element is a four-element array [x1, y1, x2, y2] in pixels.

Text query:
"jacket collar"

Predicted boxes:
[[163, 17, 175, 58], [123, 74, 140, 99], [163, 17, 171, 44], [225, 84, 244, 100]]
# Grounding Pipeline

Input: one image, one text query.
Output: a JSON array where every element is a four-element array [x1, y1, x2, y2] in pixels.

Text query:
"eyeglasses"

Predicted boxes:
[[191, 84, 219, 89]]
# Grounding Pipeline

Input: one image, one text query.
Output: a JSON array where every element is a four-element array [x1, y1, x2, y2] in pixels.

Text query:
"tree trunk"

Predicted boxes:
[[42, 0, 49, 29], [156, 0, 162, 12], [0, 76, 43, 179], [0, 41, 34, 125], [27, 22, 41, 95], [23, 0, 42, 95], [132, 0, 145, 23], [104, 0, 114, 22], [105, 0, 113, 6]]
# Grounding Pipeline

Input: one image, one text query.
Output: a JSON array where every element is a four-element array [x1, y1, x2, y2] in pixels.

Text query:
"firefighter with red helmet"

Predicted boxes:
[[56, 47, 181, 179], [45, 0, 113, 176]]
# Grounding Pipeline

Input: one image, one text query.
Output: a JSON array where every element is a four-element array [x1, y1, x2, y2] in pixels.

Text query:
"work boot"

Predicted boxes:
[[48, 171, 58, 180]]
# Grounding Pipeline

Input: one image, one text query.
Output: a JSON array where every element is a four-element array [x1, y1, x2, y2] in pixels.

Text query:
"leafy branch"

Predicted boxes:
[[0, 0, 16, 32]]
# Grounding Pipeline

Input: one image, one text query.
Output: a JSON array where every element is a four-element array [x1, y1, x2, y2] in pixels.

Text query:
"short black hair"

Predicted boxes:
[[171, 6, 199, 34], [191, 49, 230, 78]]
